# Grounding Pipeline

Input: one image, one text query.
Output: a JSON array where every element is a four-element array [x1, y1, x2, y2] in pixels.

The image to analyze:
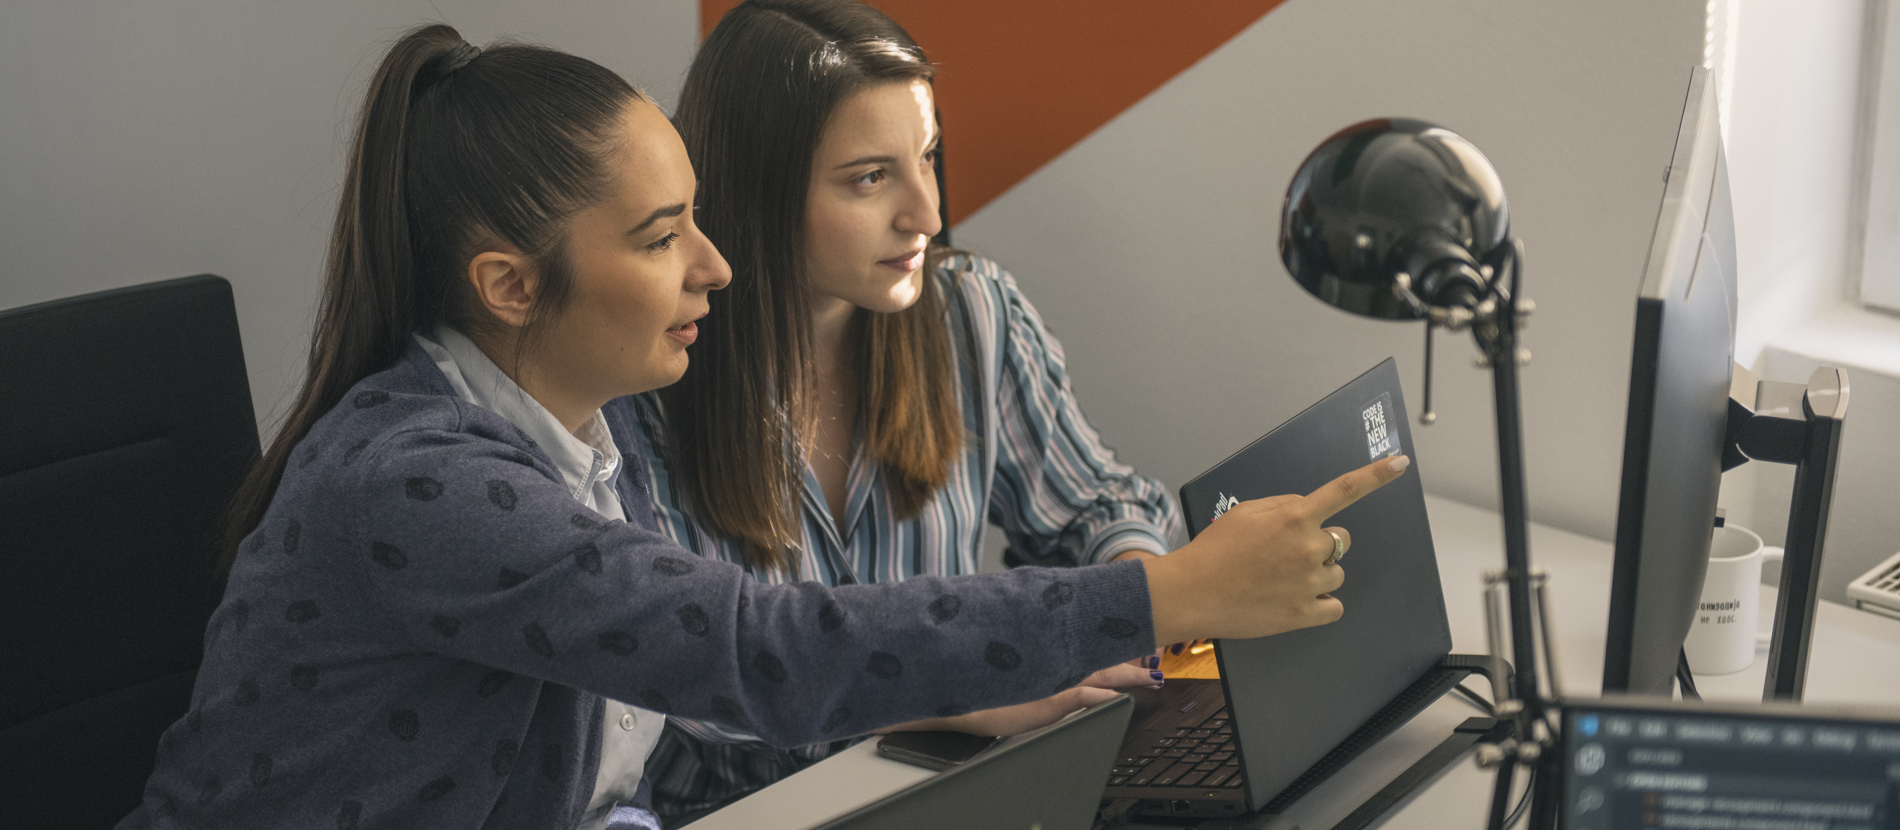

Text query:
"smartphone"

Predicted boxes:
[[875, 730, 1001, 771]]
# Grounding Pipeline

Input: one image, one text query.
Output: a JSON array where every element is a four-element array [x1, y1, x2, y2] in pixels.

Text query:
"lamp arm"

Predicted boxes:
[[1472, 240, 1562, 830]]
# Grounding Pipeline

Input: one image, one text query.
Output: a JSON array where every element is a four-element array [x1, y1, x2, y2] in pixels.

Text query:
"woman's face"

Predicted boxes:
[[533, 100, 731, 402], [803, 79, 943, 314]]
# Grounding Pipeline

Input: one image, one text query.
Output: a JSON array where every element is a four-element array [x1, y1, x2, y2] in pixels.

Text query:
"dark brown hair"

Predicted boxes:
[[665, 0, 963, 572], [221, 24, 641, 567]]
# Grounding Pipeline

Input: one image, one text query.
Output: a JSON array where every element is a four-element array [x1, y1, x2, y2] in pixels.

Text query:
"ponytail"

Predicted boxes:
[[221, 24, 640, 569]]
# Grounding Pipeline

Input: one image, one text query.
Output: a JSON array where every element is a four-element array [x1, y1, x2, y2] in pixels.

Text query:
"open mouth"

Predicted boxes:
[[666, 312, 706, 343]]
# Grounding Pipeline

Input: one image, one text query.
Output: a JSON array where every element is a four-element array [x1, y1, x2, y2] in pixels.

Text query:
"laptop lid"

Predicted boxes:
[[813, 694, 1135, 830], [1180, 358, 1453, 810]]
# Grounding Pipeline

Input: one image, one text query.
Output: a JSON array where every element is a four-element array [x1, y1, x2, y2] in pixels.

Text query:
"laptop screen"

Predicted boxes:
[[1179, 358, 1453, 809], [1558, 699, 1900, 829]]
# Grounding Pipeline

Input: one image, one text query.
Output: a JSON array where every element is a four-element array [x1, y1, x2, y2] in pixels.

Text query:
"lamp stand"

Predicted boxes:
[[1432, 239, 1562, 830]]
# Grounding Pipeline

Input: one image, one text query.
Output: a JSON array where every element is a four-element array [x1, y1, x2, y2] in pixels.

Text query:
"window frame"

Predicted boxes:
[[1856, 0, 1900, 312]]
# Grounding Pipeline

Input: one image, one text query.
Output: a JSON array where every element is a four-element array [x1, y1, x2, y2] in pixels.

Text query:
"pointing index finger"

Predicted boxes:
[[1297, 455, 1410, 524]]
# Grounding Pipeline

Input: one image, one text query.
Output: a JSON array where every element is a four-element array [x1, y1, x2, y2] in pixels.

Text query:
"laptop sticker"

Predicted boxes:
[[1362, 393, 1400, 460], [1212, 492, 1240, 520]]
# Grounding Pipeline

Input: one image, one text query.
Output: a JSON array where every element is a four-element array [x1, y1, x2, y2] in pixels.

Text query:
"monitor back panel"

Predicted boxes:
[[1181, 358, 1453, 808], [1604, 66, 1738, 695]]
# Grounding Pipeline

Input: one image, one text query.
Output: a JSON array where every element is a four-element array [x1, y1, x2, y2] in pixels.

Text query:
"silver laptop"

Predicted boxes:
[[1101, 358, 1455, 820], [814, 694, 1134, 830]]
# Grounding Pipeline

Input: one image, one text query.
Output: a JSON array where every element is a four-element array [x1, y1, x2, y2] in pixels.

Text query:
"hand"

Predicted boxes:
[[876, 664, 1160, 738], [1142, 455, 1409, 645]]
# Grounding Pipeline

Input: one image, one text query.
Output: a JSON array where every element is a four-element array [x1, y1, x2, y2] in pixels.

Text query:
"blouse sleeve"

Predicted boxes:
[[981, 264, 1185, 568], [348, 421, 1154, 749]]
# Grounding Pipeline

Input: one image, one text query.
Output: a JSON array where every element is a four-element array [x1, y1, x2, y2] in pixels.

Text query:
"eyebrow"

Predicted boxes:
[[831, 132, 943, 171], [629, 203, 686, 234]]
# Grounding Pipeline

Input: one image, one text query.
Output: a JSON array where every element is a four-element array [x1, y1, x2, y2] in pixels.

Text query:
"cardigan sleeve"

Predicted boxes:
[[348, 422, 1155, 748], [979, 264, 1185, 568]]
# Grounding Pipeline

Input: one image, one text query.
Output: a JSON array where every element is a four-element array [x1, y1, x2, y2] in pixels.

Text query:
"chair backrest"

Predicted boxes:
[[0, 274, 259, 830]]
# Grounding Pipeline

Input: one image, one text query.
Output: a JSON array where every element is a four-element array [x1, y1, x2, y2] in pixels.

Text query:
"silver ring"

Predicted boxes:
[[1324, 529, 1346, 566]]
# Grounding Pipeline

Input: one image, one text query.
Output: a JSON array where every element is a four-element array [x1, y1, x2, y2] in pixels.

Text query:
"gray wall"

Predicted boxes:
[[956, 0, 1704, 548], [0, 0, 697, 432], [35, 1, 1857, 600]]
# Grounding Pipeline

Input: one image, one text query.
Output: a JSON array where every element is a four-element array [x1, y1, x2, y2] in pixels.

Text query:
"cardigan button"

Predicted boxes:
[[620, 712, 636, 731]]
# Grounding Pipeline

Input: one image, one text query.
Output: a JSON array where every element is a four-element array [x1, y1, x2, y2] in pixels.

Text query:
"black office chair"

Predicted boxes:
[[0, 275, 258, 830]]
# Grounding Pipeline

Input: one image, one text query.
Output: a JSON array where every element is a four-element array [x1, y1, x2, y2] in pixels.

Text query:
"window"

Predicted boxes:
[[1860, 0, 1900, 312]]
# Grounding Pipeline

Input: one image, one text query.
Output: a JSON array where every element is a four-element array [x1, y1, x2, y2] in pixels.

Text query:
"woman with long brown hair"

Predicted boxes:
[[115, 19, 1397, 830], [630, 0, 1224, 818]]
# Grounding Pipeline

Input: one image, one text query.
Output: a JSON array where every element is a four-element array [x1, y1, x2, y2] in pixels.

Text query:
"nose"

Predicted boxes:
[[687, 229, 732, 293], [894, 169, 944, 240]]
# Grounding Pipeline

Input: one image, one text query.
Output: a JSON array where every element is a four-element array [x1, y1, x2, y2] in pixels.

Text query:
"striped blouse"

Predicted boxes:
[[625, 253, 1183, 817]]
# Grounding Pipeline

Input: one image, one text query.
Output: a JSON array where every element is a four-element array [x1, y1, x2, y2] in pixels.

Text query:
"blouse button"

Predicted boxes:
[[620, 712, 636, 731]]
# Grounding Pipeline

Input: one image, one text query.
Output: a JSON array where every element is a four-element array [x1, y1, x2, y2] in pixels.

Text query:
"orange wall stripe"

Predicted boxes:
[[698, 0, 1290, 224]]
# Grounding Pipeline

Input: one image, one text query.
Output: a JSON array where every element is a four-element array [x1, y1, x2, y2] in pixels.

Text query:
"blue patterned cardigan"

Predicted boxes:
[[116, 340, 1155, 830]]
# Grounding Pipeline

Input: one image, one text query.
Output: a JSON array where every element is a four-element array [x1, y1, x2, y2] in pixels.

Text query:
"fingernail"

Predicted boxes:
[[1150, 670, 1164, 682], [1170, 643, 1184, 655], [1388, 455, 1411, 473], [1147, 655, 1160, 668]]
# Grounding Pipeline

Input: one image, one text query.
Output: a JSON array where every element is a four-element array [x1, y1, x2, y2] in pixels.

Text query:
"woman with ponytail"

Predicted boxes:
[[119, 22, 1402, 830]]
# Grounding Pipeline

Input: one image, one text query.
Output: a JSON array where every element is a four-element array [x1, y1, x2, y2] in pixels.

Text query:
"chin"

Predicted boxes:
[[864, 271, 924, 313], [624, 355, 690, 396]]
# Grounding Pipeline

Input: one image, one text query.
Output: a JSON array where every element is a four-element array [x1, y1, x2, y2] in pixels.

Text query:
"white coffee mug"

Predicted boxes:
[[1683, 525, 1784, 676]]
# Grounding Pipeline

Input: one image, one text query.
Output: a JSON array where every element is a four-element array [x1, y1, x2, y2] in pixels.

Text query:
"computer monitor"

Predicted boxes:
[[1601, 67, 1739, 695], [1556, 698, 1900, 828]]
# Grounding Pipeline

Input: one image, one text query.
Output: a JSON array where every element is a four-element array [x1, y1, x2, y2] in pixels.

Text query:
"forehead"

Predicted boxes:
[[601, 100, 694, 211], [816, 80, 936, 159]]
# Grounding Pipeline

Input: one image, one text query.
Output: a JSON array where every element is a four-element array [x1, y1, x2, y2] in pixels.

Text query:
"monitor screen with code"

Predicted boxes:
[[1559, 699, 1900, 829]]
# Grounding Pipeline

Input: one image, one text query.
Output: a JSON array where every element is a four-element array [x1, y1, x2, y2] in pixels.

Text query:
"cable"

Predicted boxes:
[[1676, 648, 1702, 700], [1452, 682, 1497, 715], [1503, 765, 1535, 829]]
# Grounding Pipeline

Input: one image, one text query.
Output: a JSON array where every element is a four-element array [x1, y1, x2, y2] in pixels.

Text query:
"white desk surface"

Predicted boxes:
[[694, 495, 1900, 830]]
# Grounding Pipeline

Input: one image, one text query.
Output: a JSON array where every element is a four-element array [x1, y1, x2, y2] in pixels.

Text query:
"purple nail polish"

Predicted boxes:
[[1150, 670, 1164, 682], [1170, 643, 1184, 655]]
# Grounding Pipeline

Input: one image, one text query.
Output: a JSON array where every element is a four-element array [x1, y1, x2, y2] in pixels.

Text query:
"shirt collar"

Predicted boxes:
[[412, 327, 619, 502]]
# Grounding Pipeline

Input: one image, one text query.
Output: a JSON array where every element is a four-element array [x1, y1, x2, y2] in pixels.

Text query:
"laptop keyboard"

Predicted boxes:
[[1107, 707, 1243, 790]]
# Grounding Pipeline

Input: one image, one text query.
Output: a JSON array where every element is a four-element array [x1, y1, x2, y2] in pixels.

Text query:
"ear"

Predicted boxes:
[[465, 251, 538, 329]]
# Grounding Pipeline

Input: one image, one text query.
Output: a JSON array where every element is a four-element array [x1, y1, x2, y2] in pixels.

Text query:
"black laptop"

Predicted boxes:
[[1100, 358, 1455, 820]]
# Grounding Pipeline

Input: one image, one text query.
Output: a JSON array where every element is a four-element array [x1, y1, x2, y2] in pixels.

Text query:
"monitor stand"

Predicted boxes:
[[1722, 363, 1849, 701]]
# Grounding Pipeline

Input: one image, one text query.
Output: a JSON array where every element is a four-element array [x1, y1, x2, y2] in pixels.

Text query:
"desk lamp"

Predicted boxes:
[[1280, 118, 1558, 829]]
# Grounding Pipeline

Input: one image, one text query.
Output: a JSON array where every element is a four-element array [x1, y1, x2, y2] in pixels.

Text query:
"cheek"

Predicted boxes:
[[572, 261, 674, 350], [805, 202, 870, 276]]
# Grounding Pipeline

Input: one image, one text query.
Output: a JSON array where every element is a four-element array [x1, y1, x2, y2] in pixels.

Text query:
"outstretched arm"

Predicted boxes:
[[352, 426, 1157, 748]]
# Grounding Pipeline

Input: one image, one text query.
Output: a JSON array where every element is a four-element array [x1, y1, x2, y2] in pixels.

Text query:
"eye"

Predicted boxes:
[[646, 232, 680, 252], [853, 169, 886, 187], [922, 149, 939, 167]]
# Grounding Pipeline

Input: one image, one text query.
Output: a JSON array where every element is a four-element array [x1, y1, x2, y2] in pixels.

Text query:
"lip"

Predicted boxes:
[[665, 312, 705, 345], [878, 248, 926, 272]]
